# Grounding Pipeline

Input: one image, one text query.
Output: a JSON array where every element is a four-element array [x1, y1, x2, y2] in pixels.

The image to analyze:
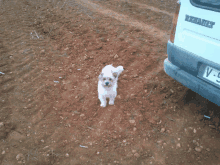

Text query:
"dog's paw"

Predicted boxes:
[[100, 103, 106, 107], [109, 100, 114, 105]]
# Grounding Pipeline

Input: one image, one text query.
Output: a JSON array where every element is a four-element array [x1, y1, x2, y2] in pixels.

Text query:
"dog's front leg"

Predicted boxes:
[[109, 95, 116, 105], [99, 95, 107, 107]]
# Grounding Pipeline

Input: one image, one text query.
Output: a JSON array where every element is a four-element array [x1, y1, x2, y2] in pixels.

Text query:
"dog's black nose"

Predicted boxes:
[[105, 82, 109, 86]]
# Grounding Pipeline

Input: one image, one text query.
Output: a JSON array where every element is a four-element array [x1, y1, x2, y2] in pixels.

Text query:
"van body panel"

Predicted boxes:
[[174, 0, 220, 65], [164, 0, 220, 106]]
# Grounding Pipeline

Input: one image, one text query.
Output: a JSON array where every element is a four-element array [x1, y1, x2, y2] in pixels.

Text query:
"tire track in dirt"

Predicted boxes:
[[71, 0, 167, 137], [61, 1, 172, 163], [75, 0, 170, 42], [134, 0, 178, 14], [47, 2, 171, 163], [119, 0, 174, 17], [88, 61, 164, 137], [0, 2, 62, 164], [90, 0, 173, 31], [44, 9, 167, 162], [2, 1, 220, 164], [0, 0, 180, 164]]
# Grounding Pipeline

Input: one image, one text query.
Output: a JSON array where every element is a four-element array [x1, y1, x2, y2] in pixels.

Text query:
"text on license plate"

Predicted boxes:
[[203, 66, 220, 86]]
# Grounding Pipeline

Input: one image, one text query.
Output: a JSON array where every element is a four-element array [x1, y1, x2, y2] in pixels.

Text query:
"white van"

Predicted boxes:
[[164, 0, 220, 106]]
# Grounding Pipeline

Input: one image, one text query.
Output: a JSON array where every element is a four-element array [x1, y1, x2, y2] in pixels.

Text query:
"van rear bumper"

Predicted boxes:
[[164, 58, 220, 106]]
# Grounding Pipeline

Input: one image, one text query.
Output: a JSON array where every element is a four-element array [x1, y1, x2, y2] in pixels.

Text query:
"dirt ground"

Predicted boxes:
[[1, 0, 220, 164]]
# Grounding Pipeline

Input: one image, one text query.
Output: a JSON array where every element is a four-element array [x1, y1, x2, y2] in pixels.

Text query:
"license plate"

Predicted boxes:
[[203, 66, 220, 87]]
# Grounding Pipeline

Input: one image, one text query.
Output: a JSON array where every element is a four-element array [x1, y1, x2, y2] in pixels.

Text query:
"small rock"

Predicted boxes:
[[80, 156, 86, 160], [157, 140, 162, 144], [134, 153, 140, 158], [184, 128, 189, 135], [206, 148, 210, 151], [139, 101, 142, 104], [16, 153, 25, 161], [132, 150, 136, 153], [176, 143, 181, 148], [195, 146, 202, 152], [116, 95, 121, 100], [170, 89, 174, 93], [114, 54, 118, 58], [209, 125, 216, 128], [188, 148, 192, 152], [41, 139, 44, 143], [65, 153, 69, 157], [97, 151, 100, 155], [133, 127, 137, 131], [160, 128, 165, 133], [80, 114, 85, 117], [2, 150, 5, 154], [122, 74, 127, 78], [130, 94, 135, 97], [193, 129, 197, 133], [0, 122, 4, 127], [157, 120, 162, 124], [123, 139, 126, 143], [43, 146, 49, 149], [129, 120, 135, 124], [133, 74, 138, 78], [126, 112, 131, 116], [178, 138, 180, 141]]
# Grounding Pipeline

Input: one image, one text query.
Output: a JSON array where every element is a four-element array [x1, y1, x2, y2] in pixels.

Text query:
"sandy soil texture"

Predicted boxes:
[[0, 0, 220, 164]]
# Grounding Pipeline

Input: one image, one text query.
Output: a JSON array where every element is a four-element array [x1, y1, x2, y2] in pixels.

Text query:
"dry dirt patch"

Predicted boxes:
[[0, 0, 220, 165]]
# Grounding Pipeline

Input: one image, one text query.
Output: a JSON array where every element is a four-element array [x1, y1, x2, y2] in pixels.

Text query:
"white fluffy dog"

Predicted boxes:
[[98, 64, 124, 107]]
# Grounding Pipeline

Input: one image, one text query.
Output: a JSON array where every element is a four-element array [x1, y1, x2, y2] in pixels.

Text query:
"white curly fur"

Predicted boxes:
[[98, 64, 124, 107]]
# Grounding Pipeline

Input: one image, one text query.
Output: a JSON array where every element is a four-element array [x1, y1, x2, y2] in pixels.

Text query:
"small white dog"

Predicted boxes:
[[98, 64, 124, 107]]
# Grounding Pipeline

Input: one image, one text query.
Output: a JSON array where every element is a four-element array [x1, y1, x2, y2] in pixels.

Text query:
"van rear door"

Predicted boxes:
[[174, 0, 220, 65]]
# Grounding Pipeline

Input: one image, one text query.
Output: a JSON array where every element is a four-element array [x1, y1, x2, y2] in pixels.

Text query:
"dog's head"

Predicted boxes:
[[99, 71, 118, 88]]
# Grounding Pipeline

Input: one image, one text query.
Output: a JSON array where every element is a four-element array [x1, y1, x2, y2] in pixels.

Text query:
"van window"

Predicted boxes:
[[190, 0, 220, 12]]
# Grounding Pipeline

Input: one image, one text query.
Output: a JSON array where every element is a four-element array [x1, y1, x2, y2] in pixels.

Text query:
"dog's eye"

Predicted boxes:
[[109, 78, 112, 81], [103, 78, 106, 81]]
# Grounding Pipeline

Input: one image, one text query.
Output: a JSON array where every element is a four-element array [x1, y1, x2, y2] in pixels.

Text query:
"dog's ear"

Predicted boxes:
[[112, 72, 118, 78], [99, 73, 103, 80]]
